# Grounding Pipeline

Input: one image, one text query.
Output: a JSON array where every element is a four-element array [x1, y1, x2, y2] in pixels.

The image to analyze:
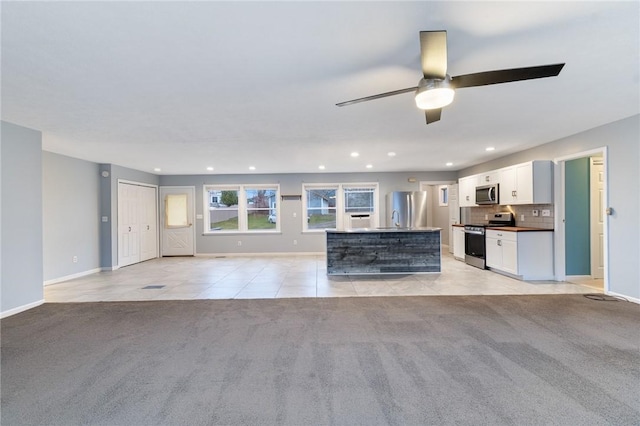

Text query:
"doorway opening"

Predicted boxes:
[[554, 148, 607, 292], [419, 180, 457, 253]]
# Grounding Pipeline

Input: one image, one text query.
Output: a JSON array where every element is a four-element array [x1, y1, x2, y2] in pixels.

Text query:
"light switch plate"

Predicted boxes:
[[542, 209, 551, 217], [196, 214, 203, 220], [101, 216, 108, 222]]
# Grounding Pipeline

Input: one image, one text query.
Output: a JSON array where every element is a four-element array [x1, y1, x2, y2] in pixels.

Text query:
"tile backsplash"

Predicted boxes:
[[463, 204, 554, 229]]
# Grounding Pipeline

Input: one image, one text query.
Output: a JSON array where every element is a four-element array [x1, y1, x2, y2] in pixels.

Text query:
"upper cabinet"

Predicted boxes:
[[477, 170, 500, 185], [499, 161, 553, 205], [458, 175, 477, 207], [458, 160, 553, 207]]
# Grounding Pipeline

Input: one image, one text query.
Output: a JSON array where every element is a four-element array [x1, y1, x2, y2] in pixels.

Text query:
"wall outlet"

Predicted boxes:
[[101, 216, 109, 222], [72, 256, 78, 263], [293, 212, 297, 218], [293, 239, 297, 245], [196, 214, 203, 220], [520, 214, 525, 222], [542, 209, 551, 217], [532, 209, 539, 217], [237, 241, 242, 246]]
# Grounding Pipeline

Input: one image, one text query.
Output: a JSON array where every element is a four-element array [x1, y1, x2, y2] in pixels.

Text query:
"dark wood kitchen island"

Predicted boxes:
[[326, 228, 441, 275]]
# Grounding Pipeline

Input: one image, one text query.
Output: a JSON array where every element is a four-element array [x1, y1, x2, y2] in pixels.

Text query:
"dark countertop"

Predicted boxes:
[[487, 226, 554, 232], [452, 223, 553, 232]]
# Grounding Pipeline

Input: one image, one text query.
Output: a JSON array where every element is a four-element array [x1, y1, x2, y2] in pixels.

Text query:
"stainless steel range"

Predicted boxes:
[[464, 212, 515, 269]]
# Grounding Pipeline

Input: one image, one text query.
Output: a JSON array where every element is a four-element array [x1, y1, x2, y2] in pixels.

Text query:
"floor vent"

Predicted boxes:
[[142, 285, 166, 289]]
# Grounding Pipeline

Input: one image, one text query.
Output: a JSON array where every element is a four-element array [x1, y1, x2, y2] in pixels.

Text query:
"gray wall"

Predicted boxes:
[[459, 114, 640, 300], [99, 164, 159, 269], [160, 171, 457, 254], [1, 122, 43, 314], [43, 152, 101, 281]]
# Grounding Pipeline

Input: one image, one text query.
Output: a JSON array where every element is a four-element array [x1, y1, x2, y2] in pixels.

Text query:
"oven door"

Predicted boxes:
[[464, 230, 485, 258]]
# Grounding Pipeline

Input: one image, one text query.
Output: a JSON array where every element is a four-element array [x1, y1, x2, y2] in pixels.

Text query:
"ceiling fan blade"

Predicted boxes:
[[451, 63, 565, 89], [420, 30, 447, 80], [336, 87, 417, 107], [425, 109, 442, 124]]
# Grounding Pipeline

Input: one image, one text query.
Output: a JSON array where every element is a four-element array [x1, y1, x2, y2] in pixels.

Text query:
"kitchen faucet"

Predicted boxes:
[[391, 209, 400, 227]]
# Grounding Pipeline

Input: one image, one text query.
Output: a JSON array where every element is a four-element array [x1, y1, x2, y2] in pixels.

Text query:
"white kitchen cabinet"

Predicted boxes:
[[499, 161, 552, 205], [453, 226, 465, 260], [458, 175, 477, 207], [485, 229, 554, 280], [477, 170, 500, 185]]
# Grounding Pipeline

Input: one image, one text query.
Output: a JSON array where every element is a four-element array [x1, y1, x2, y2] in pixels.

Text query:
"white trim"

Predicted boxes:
[[607, 291, 640, 305], [1, 299, 45, 319], [102, 266, 118, 271], [43, 268, 101, 286], [195, 252, 324, 258], [565, 275, 593, 281], [554, 146, 609, 293]]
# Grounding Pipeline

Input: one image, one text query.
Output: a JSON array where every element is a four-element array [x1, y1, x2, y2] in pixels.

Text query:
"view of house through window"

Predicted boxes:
[[306, 188, 337, 229], [205, 185, 279, 232]]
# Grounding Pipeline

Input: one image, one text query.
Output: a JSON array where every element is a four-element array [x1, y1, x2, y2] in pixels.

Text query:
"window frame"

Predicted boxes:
[[302, 182, 379, 232], [438, 185, 449, 207], [203, 184, 280, 234]]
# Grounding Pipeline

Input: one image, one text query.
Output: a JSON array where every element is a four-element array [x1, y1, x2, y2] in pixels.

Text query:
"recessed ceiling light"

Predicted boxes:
[[387, 152, 396, 157], [153, 168, 161, 172], [318, 165, 325, 170], [249, 166, 256, 171], [206, 166, 214, 171], [486, 147, 495, 151], [366, 164, 373, 169], [446, 162, 453, 167], [350, 152, 359, 158]]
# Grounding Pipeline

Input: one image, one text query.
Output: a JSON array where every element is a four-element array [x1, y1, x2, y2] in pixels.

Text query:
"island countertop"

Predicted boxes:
[[328, 227, 442, 234]]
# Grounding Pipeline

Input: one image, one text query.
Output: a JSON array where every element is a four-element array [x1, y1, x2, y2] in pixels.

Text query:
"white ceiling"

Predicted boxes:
[[2, 1, 638, 175]]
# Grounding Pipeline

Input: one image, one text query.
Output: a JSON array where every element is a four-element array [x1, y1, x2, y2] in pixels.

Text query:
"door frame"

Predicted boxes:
[[117, 179, 159, 268], [159, 186, 196, 257], [553, 147, 609, 292]]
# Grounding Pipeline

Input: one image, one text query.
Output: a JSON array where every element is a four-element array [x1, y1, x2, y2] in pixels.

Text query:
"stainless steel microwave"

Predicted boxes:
[[475, 184, 499, 205]]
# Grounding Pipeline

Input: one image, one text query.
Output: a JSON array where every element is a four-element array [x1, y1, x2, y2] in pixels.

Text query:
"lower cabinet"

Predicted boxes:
[[453, 226, 465, 260], [485, 229, 554, 280]]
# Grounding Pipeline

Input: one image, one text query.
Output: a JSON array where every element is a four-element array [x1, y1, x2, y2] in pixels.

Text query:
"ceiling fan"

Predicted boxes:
[[336, 31, 565, 124]]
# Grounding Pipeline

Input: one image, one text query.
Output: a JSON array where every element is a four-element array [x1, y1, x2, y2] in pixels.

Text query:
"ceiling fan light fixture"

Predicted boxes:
[[415, 77, 455, 110]]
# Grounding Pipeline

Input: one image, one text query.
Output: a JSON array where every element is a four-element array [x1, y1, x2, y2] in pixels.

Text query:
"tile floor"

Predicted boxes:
[[44, 252, 600, 303]]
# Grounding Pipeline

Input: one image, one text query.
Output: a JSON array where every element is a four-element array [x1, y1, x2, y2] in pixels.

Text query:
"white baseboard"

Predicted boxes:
[[1, 299, 45, 319], [195, 252, 325, 258], [44, 268, 102, 286], [606, 291, 640, 304]]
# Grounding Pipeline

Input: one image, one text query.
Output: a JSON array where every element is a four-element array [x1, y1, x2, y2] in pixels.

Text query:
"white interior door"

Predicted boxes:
[[160, 186, 195, 256], [139, 185, 158, 262], [118, 182, 140, 267], [590, 157, 604, 279]]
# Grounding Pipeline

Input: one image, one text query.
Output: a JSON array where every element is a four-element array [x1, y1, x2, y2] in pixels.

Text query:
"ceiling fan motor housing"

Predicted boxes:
[[415, 75, 455, 110]]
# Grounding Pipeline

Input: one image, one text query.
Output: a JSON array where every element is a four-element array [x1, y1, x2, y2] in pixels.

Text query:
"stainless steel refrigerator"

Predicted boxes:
[[386, 191, 429, 228]]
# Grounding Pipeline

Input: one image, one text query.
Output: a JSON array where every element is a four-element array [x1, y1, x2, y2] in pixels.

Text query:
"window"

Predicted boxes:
[[344, 186, 375, 213], [246, 188, 277, 231], [438, 185, 449, 207], [306, 187, 337, 230], [204, 185, 279, 233], [303, 183, 378, 231]]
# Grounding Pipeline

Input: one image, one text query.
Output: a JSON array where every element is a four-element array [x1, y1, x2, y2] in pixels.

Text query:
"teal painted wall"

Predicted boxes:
[[565, 158, 590, 275]]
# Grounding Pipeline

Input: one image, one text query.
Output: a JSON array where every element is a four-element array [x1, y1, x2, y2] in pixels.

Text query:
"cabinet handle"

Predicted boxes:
[[128, 226, 131, 232], [497, 233, 502, 236], [498, 240, 502, 246], [485, 176, 489, 182], [466, 196, 469, 201], [147, 225, 150, 230]]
